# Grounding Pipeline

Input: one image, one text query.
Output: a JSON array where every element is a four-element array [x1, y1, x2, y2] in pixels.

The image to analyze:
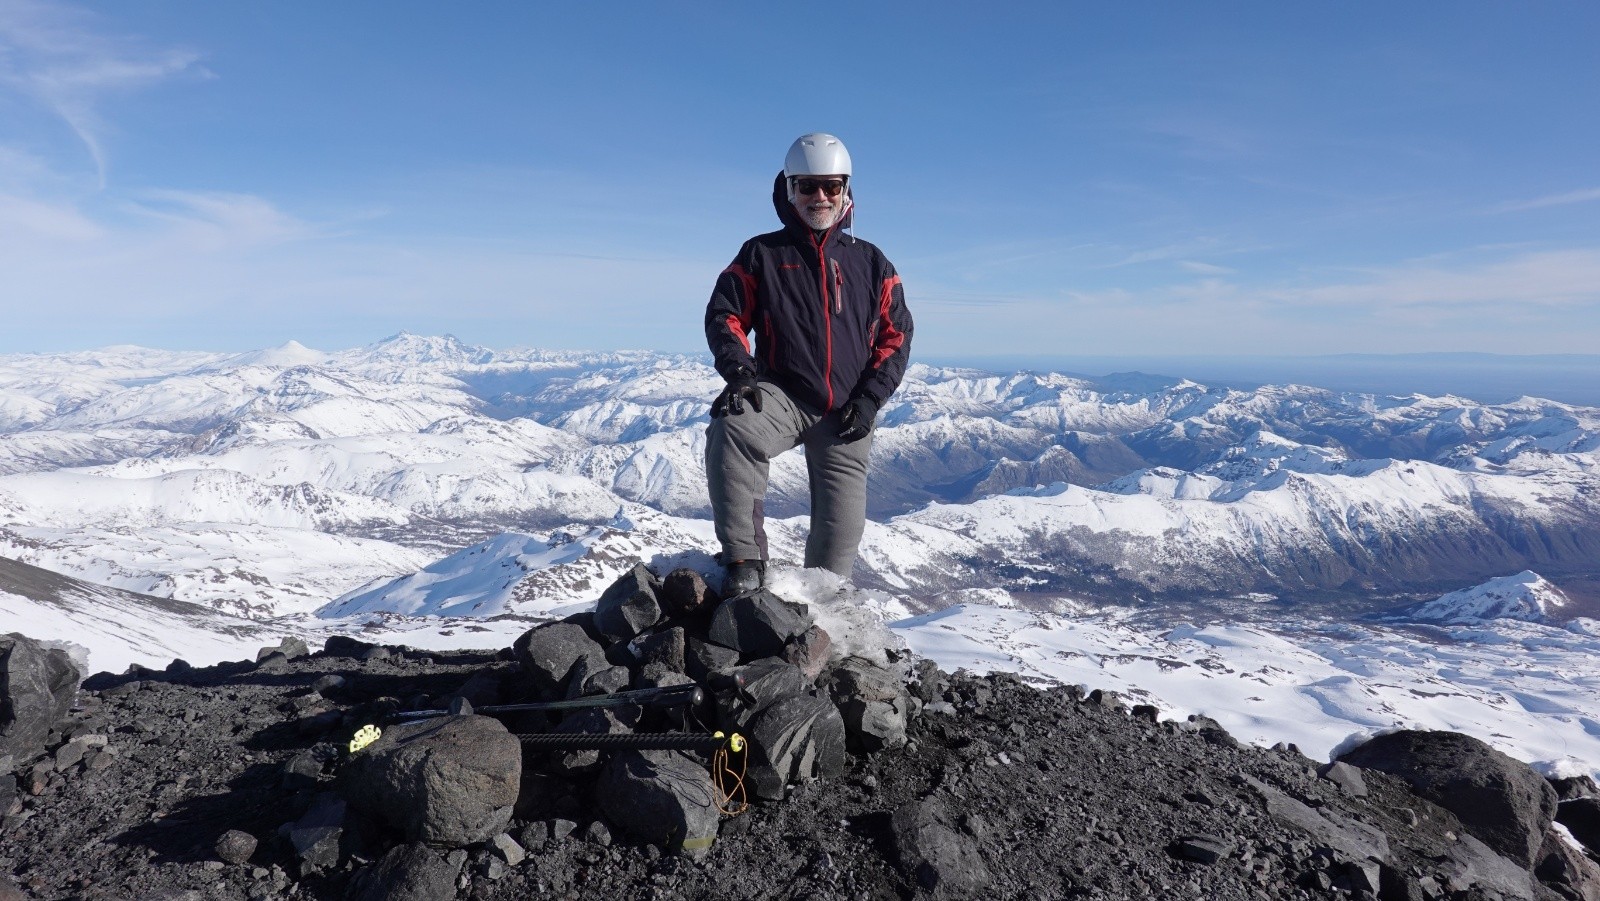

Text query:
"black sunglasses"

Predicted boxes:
[[794, 178, 846, 197]]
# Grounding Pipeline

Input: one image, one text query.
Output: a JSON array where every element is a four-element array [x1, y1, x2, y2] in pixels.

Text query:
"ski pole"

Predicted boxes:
[[392, 682, 705, 721]]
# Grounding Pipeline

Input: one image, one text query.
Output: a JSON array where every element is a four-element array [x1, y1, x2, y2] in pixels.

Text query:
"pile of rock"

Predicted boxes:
[[322, 565, 914, 895]]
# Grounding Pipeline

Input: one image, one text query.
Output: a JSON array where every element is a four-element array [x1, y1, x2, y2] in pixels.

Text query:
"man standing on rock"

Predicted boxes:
[[704, 132, 914, 595]]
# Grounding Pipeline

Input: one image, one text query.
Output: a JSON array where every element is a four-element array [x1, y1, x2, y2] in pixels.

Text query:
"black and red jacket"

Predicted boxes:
[[705, 172, 914, 413]]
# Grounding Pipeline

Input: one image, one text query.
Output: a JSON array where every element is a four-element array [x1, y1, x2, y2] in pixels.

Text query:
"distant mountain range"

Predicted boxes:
[[3, 333, 1600, 776], [3, 332, 1598, 616]]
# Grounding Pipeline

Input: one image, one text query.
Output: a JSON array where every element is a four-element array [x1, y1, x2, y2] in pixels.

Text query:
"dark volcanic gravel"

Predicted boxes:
[[0, 643, 1562, 899]]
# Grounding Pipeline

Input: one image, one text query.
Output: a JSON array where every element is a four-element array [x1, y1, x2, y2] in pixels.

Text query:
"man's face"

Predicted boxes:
[[790, 175, 848, 230]]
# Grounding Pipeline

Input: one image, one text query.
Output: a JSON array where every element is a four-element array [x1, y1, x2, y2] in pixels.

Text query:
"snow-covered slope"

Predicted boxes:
[[892, 597, 1600, 779], [0, 555, 285, 676]]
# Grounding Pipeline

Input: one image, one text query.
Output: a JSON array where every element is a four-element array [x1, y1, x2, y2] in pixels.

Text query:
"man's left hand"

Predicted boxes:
[[837, 395, 879, 442]]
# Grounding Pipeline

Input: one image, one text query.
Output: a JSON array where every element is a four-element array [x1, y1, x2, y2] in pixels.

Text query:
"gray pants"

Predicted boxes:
[[705, 380, 873, 577]]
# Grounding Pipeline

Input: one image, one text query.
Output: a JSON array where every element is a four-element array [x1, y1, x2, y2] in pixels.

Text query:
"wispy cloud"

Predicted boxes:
[[1177, 260, 1235, 275], [1494, 187, 1600, 213], [0, 0, 205, 187]]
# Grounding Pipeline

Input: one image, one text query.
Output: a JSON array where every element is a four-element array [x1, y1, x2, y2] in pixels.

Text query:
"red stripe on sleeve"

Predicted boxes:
[[870, 275, 906, 368], [723, 263, 760, 355]]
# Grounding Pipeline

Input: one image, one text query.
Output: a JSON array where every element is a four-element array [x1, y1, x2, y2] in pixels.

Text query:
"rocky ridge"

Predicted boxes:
[[1, 561, 1599, 900]]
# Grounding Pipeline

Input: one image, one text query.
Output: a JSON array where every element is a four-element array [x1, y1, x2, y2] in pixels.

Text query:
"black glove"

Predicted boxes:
[[711, 368, 763, 418], [837, 394, 879, 442]]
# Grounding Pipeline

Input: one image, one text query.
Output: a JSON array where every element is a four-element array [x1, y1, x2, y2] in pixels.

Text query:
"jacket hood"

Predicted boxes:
[[771, 170, 853, 237]]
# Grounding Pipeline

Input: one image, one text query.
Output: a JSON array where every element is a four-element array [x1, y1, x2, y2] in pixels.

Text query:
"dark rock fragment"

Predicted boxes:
[[825, 656, 909, 754], [322, 635, 376, 657], [342, 714, 520, 846], [450, 669, 503, 708], [634, 626, 687, 674], [0, 633, 80, 765], [660, 567, 718, 617], [287, 793, 347, 875], [348, 842, 461, 901], [1338, 729, 1557, 867], [310, 674, 345, 694], [1436, 830, 1542, 898], [781, 624, 833, 682], [1240, 774, 1390, 863], [890, 798, 993, 898], [1552, 774, 1600, 801], [706, 589, 812, 658], [1170, 834, 1231, 864], [1086, 688, 1121, 710], [685, 637, 740, 682], [566, 660, 631, 699], [489, 832, 526, 866], [1534, 827, 1600, 901], [549, 707, 639, 774], [746, 693, 846, 800], [596, 750, 720, 857], [594, 563, 663, 642], [257, 637, 309, 662], [1559, 797, 1600, 857], [583, 819, 612, 846], [512, 622, 609, 698], [214, 829, 257, 864], [710, 660, 809, 731], [1318, 760, 1369, 797]]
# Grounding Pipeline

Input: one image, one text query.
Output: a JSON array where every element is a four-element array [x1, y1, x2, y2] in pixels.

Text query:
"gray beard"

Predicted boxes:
[[799, 206, 839, 230]]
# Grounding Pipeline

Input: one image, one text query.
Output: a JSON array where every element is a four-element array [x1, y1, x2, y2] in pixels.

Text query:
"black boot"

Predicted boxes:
[[723, 559, 765, 596]]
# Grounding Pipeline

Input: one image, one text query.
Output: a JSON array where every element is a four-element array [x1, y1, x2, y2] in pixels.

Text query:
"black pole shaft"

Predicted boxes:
[[515, 732, 727, 752], [394, 685, 704, 721]]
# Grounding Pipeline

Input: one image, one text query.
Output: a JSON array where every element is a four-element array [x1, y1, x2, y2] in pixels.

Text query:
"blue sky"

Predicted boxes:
[[1, 1, 1598, 358]]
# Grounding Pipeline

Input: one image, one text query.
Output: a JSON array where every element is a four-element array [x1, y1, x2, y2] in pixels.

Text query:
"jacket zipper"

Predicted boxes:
[[813, 233, 835, 410]]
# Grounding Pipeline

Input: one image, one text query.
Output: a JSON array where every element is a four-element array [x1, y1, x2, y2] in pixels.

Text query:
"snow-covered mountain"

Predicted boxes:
[[1393, 570, 1571, 625], [3, 334, 1600, 778]]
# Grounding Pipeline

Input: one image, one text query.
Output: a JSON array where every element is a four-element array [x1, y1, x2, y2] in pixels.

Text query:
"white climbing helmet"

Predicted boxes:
[[784, 133, 852, 180]]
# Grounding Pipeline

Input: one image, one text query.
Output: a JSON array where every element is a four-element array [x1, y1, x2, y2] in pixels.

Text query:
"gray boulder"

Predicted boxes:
[[707, 589, 813, 658], [1338, 729, 1557, 867], [593, 564, 663, 642], [890, 799, 993, 898], [512, 622, 609, 697], [0, 634, 79, 765], [350, 842, 462, 901], [596, 750, 720, 857], [825, 656, 909, 754], [746, 693, 846, 801], [343, 714, 520, 846], [660, 568, 718, 617]]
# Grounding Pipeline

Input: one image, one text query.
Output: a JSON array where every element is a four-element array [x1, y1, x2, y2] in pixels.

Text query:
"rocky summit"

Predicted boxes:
[[2, 563, 1600, 901]]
